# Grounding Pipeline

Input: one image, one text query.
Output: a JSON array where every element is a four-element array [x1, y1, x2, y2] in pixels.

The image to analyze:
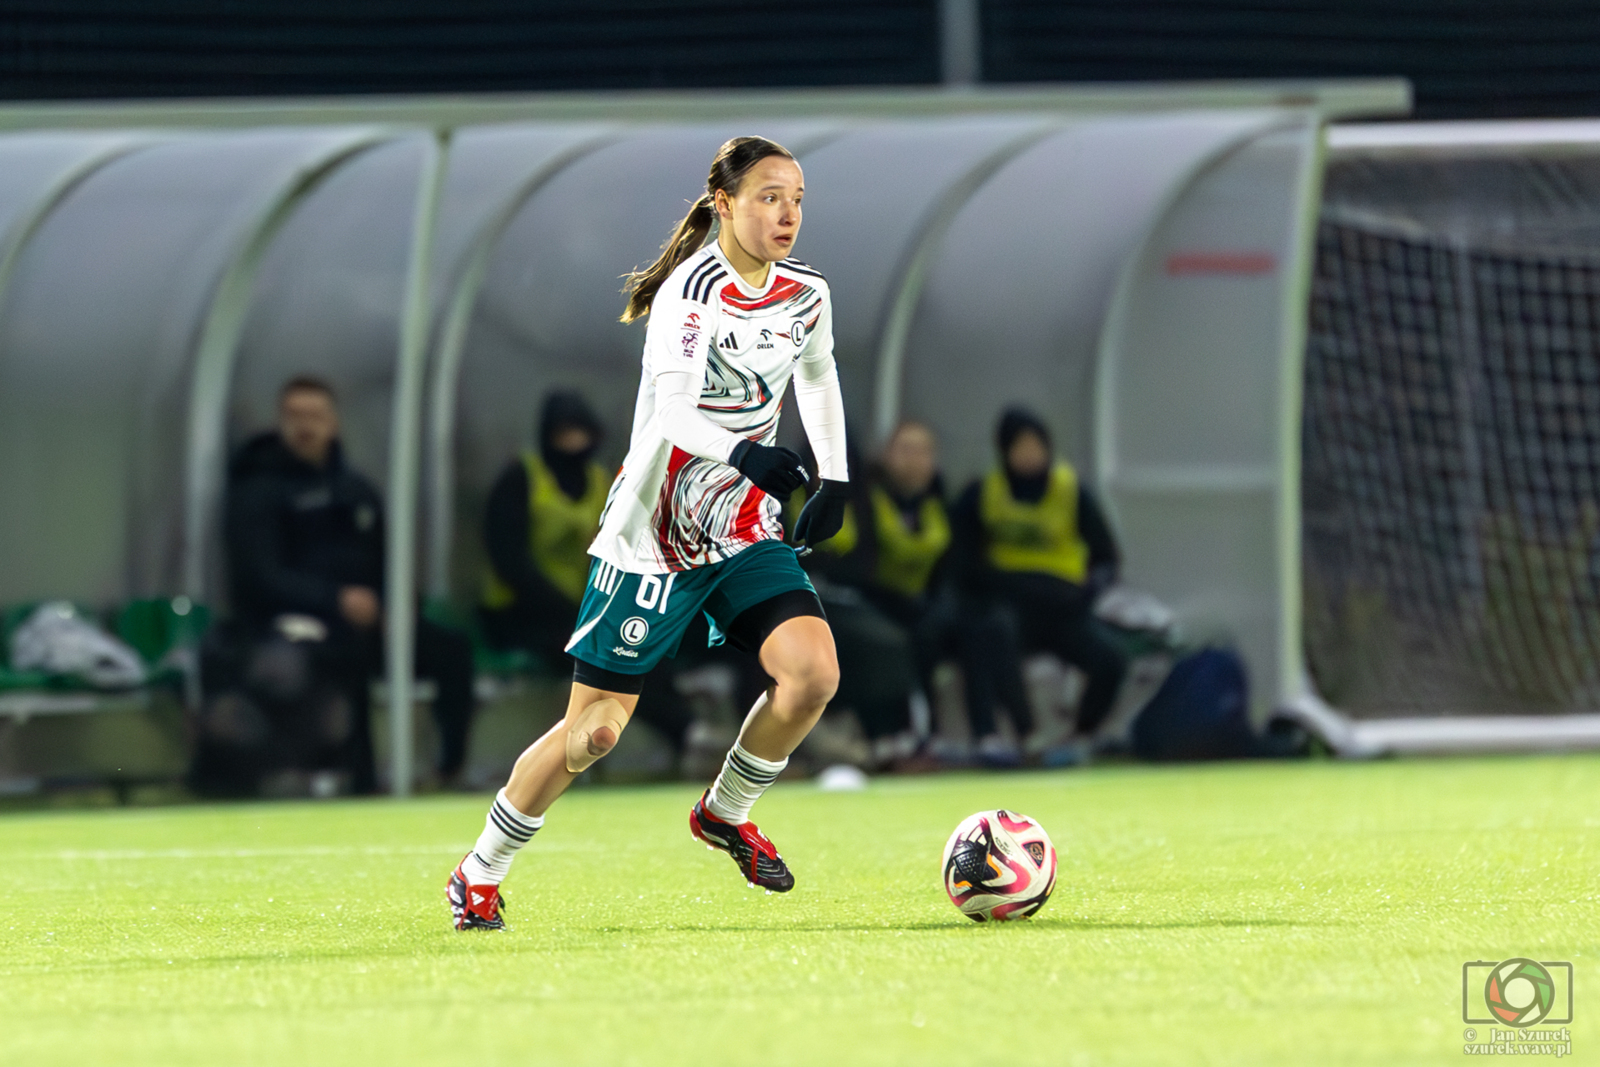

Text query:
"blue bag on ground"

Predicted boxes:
[[1130, 648, 1256, 761]]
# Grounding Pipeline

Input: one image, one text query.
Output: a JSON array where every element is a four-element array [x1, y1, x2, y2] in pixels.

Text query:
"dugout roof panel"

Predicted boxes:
[[0, 128, 390, 607]]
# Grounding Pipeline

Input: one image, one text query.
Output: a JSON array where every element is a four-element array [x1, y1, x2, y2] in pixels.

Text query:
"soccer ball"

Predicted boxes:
[[941, 809, 1057, 922]]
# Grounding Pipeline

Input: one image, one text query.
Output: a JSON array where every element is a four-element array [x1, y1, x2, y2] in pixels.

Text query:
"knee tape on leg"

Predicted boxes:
[[565, 698, 627, 773]]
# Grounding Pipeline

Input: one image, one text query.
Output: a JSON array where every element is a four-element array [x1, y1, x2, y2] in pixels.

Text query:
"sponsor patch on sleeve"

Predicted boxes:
[[679, 311, 702, 359]]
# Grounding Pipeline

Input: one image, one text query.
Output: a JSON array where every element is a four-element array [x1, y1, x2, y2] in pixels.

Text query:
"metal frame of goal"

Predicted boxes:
[[1288, 120, 1600, 757]]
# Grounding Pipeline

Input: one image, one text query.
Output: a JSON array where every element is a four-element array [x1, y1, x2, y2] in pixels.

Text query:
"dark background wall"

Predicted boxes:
[[1, 1, 1597, 119], [0, 1, 939, 95], [983, 1, 1599, 120]]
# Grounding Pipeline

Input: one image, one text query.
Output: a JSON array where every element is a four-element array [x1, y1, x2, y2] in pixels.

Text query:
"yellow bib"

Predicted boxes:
[[980, 462, 1089, 584], [482, 452, 610, 608], [870, 486, 950, 597]]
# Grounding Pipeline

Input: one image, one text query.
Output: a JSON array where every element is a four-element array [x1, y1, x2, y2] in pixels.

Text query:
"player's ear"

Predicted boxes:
[[714, 187, 733, 221]]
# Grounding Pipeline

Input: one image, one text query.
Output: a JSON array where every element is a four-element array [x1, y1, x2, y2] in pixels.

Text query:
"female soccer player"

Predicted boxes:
[[448, 136, 851, 929]]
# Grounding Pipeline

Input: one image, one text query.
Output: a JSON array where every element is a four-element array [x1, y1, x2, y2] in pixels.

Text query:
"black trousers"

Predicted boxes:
[[814, 586, 916, 741], [339, 616, 476, 792], [865, 587, 1035, 741], [989, 572, 1128, 737]]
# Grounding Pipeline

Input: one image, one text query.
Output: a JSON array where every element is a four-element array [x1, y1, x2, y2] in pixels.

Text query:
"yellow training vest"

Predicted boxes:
[[482, 452, 610, 608], [979, 462, 1089, 584], [869, 486, 950, 597]]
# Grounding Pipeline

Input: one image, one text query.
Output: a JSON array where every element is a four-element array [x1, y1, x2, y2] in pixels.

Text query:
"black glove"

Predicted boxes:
[[729, 440, 810, 498], [793, 479, 851, 547]]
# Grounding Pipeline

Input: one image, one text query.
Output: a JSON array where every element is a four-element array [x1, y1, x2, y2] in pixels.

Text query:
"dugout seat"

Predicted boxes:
[[0, 597, 205, 801]]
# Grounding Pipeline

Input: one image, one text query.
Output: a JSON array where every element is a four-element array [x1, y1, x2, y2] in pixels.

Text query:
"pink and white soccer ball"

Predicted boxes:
[[941, 809, 1058, 922]]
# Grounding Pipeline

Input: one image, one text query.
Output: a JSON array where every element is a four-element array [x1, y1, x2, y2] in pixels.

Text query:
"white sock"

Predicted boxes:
[[460, 788, 544, 885], [705, 742, 786, 825]]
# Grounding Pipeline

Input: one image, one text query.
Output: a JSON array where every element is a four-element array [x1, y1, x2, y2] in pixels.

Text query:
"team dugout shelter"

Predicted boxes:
[[0, 81, 1482, 793]]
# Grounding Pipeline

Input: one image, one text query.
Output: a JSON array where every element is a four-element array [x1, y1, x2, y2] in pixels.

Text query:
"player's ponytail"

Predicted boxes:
[[620, 135, 795, 324], [619, 193, 715, 324]]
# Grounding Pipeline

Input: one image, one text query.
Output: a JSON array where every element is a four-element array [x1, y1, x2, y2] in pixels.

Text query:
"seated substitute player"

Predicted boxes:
[[479, 390, 610, 667], [447, 136, 852, 929], [479, 388, 696, 754], [949, 407, 1128, 754]]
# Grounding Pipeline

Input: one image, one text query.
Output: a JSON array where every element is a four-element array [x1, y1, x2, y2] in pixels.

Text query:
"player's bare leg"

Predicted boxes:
[[691, 615, 838, 891], [739, 615, 839, 760], [448, 683, 639, 929], [504, 682, 640, 815]]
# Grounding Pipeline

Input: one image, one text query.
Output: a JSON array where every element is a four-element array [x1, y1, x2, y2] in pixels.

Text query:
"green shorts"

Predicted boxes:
[[565, 540, 818, 678]]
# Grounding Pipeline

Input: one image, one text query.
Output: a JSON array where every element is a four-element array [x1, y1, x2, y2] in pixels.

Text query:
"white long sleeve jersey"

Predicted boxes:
[[590, 244, 847, 573]]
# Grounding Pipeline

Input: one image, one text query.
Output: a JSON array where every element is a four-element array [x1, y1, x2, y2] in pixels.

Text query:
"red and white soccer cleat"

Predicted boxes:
[[446, 857, 507, 931], [689, 790, 795, 893]]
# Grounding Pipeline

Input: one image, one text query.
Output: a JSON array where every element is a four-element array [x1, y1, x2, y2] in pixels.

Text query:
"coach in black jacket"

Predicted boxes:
[[224, 376, 474, 792]]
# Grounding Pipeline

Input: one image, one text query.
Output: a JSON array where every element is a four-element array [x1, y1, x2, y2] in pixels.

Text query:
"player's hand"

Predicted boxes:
[[793, 479, 851, 547], [729, 440, 810, 498]]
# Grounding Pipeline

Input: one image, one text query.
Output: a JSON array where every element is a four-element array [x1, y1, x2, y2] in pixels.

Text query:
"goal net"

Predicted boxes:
[[1304, 150, 1600, 721]]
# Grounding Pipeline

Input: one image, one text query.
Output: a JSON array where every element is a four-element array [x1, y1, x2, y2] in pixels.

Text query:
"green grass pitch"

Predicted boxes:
[[1, 755, 1595, 1066]]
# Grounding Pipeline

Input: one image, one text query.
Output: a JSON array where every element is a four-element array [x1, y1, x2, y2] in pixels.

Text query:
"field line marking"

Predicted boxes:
[[27, 842, 614, 861]]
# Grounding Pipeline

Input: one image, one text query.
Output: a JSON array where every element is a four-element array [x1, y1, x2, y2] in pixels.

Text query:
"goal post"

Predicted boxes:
[[1290, 121, 1600, 756]]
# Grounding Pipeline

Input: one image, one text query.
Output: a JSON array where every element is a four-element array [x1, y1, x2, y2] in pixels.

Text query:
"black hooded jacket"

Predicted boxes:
[[224, 432, 385, 626]]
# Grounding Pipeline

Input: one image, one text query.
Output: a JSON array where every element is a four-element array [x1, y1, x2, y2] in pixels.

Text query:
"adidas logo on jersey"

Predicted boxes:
[[721, 332, 738, 349]]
